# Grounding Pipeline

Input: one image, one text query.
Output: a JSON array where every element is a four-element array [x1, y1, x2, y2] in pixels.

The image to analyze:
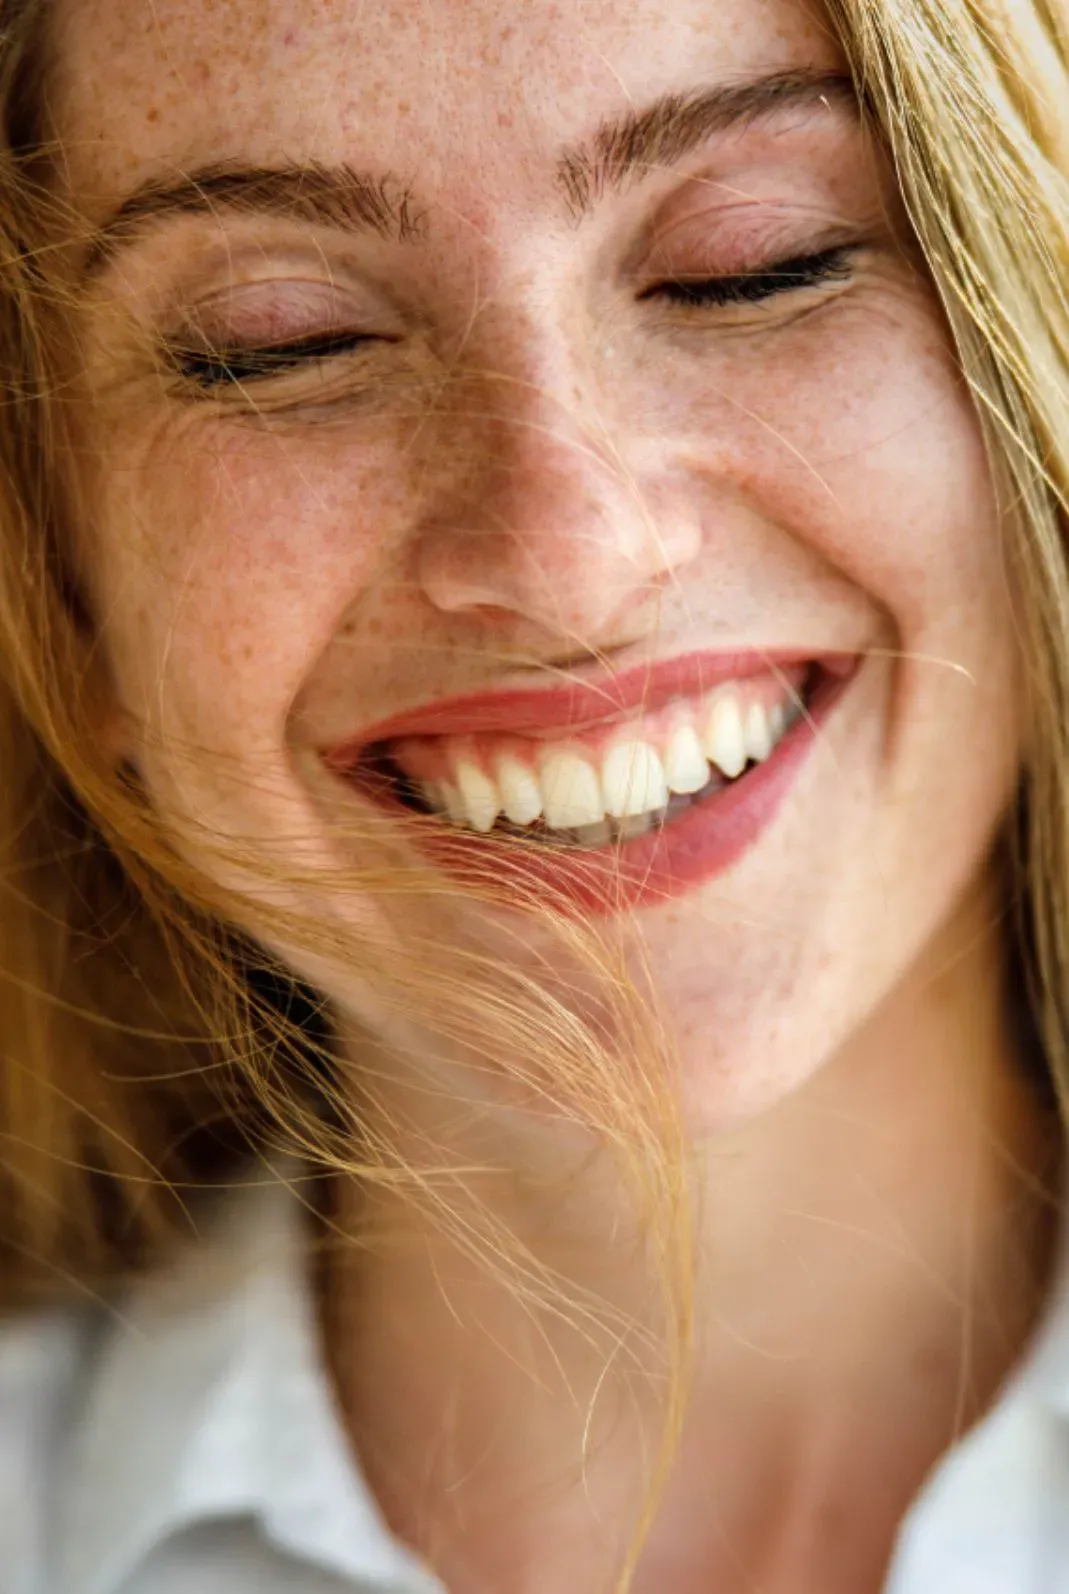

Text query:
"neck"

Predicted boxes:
[[320, 885, 1061, 1594]]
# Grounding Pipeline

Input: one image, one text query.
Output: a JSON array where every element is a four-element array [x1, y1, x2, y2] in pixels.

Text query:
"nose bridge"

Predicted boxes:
[[445, 308, 633, 508], [471, 363, 640, 544], [416, 315, 690, 633]]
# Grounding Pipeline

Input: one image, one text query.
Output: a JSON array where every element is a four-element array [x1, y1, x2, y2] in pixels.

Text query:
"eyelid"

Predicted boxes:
[[642, 244, 857, 312], [172, 276, 392, 348], [644, 215, 857, 283], [164, 327, 390, 395], [638, 171, 867, 270]]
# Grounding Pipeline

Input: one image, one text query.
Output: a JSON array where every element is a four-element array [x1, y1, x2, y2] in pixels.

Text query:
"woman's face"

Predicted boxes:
[[53, 0, 1020, 1124]]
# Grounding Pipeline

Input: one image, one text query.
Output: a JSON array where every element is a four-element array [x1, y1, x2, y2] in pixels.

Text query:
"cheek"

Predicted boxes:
[[658, 291, 1007, 641], [91, 411, 424, 752], [89, 285, 1012, 800], [714, 302, 1024, 841]]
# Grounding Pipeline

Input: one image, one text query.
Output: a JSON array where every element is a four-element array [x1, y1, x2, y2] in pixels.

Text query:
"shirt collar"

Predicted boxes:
[[885, 1190, 1069, 1593], [53, 1159, 1069, 1594], [56, 1163, 440, 1594]]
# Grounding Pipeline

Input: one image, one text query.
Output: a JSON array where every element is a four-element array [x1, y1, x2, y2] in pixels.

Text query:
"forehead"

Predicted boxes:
[[49, 0, 840, 215]]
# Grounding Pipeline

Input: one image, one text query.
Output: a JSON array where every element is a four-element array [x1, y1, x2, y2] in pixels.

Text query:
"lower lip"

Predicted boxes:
[[337, 664, 856, 916]]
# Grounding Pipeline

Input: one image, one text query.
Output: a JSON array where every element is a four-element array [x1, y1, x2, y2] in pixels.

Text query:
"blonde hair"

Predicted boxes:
[[825, 0, 1069, 1086], [0, 0, 1068, 1581]]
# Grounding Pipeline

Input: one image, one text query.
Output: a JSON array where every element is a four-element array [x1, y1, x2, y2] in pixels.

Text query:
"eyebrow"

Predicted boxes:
[[558, 67, 857, 215], [83, 66, 857, 277], [82, 164, 425, 277]]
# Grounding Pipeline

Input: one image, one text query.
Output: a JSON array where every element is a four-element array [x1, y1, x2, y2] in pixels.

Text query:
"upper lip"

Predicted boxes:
[[322, 647, 854, 768]]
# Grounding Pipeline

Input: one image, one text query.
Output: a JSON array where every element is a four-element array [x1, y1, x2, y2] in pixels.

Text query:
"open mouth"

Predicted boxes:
[[336, 658, 842, 852]]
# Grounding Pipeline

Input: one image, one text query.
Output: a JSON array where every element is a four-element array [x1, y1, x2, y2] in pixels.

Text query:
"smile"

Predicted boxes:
[[323, 651, 859, 910], [383, 666, 810, 844]]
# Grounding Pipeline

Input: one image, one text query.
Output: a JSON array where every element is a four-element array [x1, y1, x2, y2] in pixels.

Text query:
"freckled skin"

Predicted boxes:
[[44, 5, 1061, 1590], [53, 0, 1019, 1133]]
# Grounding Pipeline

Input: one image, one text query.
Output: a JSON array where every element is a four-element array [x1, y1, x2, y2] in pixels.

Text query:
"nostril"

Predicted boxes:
[[415, 532, 518, 616], [462, 602, 533, 627]]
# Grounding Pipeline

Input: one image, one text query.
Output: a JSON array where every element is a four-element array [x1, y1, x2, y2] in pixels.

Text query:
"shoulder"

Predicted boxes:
[[0, 1306, 88, 1594], [0, 1169, 307, 1594], [0, 1166, 439, 1594], [890, 1198, 1069, 1590]]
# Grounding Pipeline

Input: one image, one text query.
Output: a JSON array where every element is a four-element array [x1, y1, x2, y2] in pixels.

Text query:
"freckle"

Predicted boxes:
[[146, 105, 160, 124]]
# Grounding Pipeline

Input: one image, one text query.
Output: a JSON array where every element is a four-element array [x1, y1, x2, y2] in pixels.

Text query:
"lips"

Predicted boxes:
[[319, 650, 859, 914], [325, 650, 855, 755]]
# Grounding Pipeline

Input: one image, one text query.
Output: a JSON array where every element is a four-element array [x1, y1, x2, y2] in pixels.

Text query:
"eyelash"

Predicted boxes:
[[170, 326, 376, 388], [644, 245, 855, 308], [169, 246, 856, 390]]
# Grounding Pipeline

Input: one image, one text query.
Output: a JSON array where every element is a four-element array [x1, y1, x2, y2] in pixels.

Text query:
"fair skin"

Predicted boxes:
[[50, 0, 1059, 1589]]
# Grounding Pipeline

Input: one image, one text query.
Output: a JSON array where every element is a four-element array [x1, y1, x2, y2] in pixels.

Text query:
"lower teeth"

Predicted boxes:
[[570, 818, 616, 848]]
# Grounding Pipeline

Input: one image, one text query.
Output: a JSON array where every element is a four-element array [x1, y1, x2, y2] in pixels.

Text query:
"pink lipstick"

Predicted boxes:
[[323, 651, 858, 913]]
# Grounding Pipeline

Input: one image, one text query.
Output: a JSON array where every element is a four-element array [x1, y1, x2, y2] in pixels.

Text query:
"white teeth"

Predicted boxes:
[[663, 725, 711, 795], [744, 703, 773, 763], [496, 755, 544, 826], [414, 682, 801, 835], [601, 740, 669, 819], [440, 780, 467, 824], [454, 759, 500, 833], [540, 750, 604, 829], [703, 693, 747, 779]]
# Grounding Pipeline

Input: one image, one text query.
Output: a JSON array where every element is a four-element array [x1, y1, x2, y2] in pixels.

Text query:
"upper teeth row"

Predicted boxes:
[[419, 690, 800, 835]]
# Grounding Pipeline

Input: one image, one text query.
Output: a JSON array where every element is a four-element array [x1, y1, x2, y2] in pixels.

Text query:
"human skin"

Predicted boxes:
[[48, 0, 1060, 1589]]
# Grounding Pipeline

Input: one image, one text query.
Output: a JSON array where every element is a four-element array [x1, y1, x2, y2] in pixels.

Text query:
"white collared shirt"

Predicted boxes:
[[3, 1165, 1069, 1594]]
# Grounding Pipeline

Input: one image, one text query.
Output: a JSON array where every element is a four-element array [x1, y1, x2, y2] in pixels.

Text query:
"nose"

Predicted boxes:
[[415, 360, 702, 645]]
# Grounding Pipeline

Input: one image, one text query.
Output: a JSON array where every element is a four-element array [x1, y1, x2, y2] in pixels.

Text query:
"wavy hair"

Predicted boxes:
[[0, 3, 1067, 1583]]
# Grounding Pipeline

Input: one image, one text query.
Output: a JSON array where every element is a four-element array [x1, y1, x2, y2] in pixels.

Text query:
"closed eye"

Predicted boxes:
[[643, 245, 855, 309], [170, 328, 379, 388], [167, 245, 855, 391]]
